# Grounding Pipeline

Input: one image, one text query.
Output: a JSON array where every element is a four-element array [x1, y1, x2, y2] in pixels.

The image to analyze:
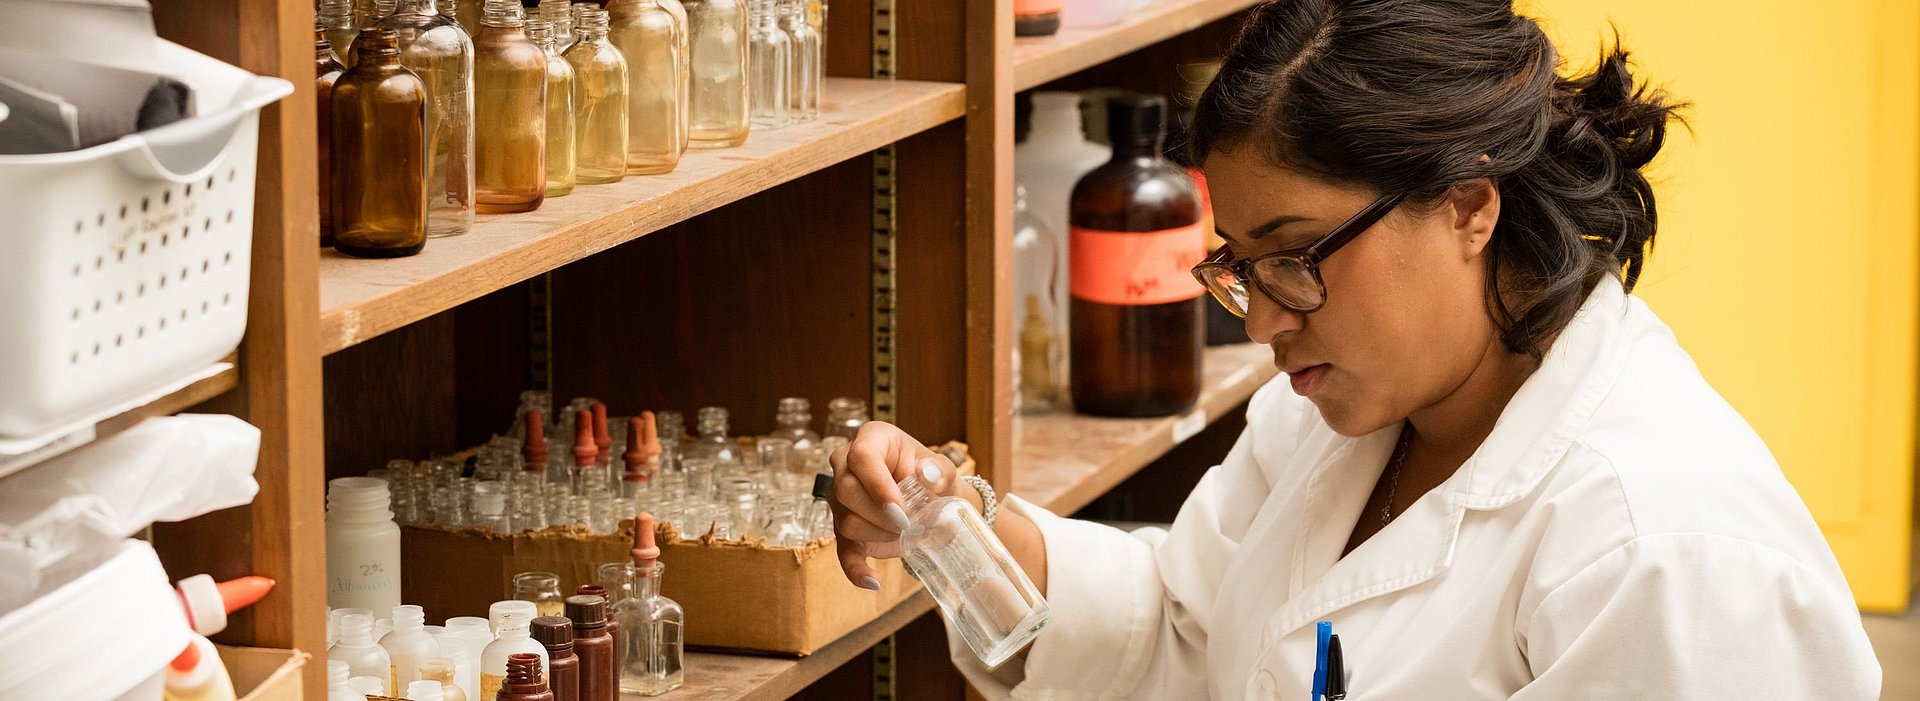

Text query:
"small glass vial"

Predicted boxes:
[[526, 19, 576, 198], [617, 514, 685, 696], [374, 0, 476, 238], [770, 398, 820, 451], [692, 407, 741, 464], [473, 0, 547, 213], [511, 571, 567, 618], [747, 0, 790, 130], [315, 25, 346, 248], [607, 0, 684, 174], [331, 29, 429, 259], [684, 0, 749, 147], [326, 477, 404, 614], [823, 397, 869, 441], [779, 0, 819, 121], [897, 475, 1050, 666], [563, 6, 630, 183]]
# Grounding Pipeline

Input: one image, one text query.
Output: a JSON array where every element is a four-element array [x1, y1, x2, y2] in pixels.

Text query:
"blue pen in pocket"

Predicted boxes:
[[1312, 620, 1332, 700]]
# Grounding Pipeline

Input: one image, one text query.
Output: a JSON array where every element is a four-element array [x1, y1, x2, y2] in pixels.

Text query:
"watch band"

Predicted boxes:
[[961, 474, 998, 527]]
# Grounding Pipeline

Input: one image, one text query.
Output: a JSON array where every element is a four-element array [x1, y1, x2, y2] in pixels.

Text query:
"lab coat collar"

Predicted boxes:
[[1264, 278, 1635, 637]]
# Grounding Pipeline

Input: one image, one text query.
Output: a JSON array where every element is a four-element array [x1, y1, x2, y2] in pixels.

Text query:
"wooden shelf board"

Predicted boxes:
[[1015, 342, 1278, 514], [662, 592, 936, 701], [318, 77, 966, 355], [1013, 0, 1259, 91]]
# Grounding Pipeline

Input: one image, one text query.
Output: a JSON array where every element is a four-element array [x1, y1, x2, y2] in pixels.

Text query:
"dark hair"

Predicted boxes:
[[1189, 0, 1683, 357]]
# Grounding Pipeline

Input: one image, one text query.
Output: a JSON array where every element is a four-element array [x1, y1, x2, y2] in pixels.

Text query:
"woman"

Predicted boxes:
[[829, 0, 1883, 696]]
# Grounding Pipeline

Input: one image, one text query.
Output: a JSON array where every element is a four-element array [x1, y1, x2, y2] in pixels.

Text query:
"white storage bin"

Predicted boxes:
[[0, 539, 191, 701], [0, 40, 292, 438]]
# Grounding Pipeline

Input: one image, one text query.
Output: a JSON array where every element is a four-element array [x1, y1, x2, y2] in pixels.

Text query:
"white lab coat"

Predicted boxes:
[[952, 279, 1881, 699]]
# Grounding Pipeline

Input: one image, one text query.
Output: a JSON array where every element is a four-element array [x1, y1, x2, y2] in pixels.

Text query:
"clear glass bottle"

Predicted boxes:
[[316, 25, 347, 248], [1069, 94, 1204, 417], [1013, 181, 1062, 414], [511, 571, 567, 618], [617, 514, 684, 696], [374, 0, 476, 238], [564, 6, 629, 183], [684, 0, 749, 147], [473, 0, 547, 213], [535, 0, 576, 48], [331, 29, 429, 259], [470, 480, 513, 532], [691, 407, 741, 464], [779, 0, 819, 121], [354, 0, 400, 34], [770, 398, 820, 451], [823, 397, 868, 441], [321, 0, 360, 67], [747, 0, 790, 130], [526, 19, 576, 198], [607, 0, 685, 174], [449, 0, 486, 32], [896, 475, 1051, 667]]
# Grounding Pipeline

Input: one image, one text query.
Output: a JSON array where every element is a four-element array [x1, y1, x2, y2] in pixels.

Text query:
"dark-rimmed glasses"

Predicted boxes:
[[1191, 192, 1406, 316]]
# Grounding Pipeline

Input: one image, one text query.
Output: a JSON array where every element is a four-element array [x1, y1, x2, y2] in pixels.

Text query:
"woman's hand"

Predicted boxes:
[[827, 421, 958, 590]]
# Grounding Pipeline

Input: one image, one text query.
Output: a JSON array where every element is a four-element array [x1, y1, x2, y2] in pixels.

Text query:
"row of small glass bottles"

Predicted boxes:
[[371, 394, 870, 546], [314, 0, 826, 258]]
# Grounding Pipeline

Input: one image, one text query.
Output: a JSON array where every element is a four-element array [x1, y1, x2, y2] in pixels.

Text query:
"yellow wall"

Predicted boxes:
[[1521, 0, 1918, 611]]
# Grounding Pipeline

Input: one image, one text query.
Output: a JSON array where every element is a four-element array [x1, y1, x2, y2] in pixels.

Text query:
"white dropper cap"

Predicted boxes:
[[406, 679, 446, 701]]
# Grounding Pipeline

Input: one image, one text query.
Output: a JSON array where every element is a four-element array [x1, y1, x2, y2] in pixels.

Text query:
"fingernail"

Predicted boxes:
[[919, 456, 946, 483], [884, 503, 911, 531], [859, 576, 882, 591]]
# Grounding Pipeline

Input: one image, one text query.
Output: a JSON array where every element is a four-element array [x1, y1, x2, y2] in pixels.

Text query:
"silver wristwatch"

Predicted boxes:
[[961, 474, 998, 527]]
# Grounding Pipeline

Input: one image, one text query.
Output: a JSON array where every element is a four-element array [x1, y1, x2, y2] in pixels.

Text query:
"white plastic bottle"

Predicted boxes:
[[443, 616, 493, 698], [326, 477, 403, 614], [406, 679, 446, 701], [164, 635, 237, 701], [326, 660, 358, 701], [381, 605, 443, 691], [329, 612, 393, 695], [480, 613, 550, 700]]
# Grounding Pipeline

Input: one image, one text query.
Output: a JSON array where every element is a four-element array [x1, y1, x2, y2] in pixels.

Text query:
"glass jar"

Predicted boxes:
[[511, 571, 566, 618]]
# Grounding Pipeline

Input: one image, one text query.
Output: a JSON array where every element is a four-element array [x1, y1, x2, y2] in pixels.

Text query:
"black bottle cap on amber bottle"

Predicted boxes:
[[1107, 93, 1168, 146], [531, 616, 573, 648], [565, 594, 607, 626]]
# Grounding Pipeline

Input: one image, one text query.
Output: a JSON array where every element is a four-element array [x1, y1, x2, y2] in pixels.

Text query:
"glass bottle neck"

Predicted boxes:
[[396, 0, 441, 14], [634, 563, 664, 598], [1111, 138, 1163, 160], [897, 475, 937, 517]]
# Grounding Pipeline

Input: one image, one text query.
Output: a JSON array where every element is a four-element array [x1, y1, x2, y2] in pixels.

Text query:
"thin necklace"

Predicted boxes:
[[1381, 423, 1412, 527]]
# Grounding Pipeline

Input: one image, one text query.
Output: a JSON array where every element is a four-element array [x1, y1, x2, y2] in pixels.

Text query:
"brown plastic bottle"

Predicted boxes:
[[530, 616, 579, 701], [575, 585, 618, 642], [565, 595, 615, 701], [497, 652, 555, 701], [316, 24, 346, 248], [1068, 93, 1205, 417], [330, 28, 429, 258]]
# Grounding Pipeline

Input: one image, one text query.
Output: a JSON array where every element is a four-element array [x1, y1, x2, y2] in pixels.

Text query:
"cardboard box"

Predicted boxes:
[[399, 443, 970, 656], [217, 645, 308, 701]]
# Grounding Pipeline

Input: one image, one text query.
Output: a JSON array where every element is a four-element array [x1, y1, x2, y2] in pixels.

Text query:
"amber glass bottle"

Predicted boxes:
[[1068, 94, 1204, 417], [331, 29, 429, 258], [316, 24, 346, 248], [374, 0, 475, 238], [607, 0, 684, 174], [472, 0, 547, 213], [564, 7, 629, 183], [527, 19, 576, 198]]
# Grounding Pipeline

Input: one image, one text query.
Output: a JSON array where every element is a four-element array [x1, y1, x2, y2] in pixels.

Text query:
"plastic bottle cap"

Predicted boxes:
[[531, 616, 573, 647], [176, 574, 275, 636], [564, 594, 607, 625], [631, 512, 660, 569]]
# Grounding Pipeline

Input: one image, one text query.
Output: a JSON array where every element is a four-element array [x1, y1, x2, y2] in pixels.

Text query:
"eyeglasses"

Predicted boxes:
[[1191, 192, 1405, 317]]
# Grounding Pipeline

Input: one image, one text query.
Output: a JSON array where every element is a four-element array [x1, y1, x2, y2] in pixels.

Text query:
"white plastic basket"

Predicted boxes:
[[0, 40, 293, 438]]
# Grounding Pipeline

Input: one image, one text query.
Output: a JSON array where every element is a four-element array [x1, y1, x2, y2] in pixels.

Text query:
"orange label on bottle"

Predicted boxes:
[[1070, 224, 1208, 306], [1015, 0, 1064, 15]]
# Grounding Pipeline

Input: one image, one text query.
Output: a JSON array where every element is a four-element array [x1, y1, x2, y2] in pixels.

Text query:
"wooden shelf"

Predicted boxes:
[[317, 77, 967, 355], [0, 361, 238, 478], [667, 593, 936, 701], [1014, 343, 1278, 514], [1013, 0, 1258, 91]]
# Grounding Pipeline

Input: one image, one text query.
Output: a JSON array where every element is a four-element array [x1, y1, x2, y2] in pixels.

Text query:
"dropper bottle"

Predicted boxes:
[[621, 415, 651, 497], [571, 408, 599, 489]]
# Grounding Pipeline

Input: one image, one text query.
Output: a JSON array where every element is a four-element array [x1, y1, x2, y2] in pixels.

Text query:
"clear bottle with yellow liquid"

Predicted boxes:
[[563, 6, 629, 183]]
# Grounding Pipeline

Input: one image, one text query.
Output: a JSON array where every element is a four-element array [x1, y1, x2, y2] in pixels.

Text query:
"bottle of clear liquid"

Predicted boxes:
[[535, 0, 575, 48], [525, 19, 576, 198], [473, 0, 547, 213], [779, 0, 819, 121], [564, 6, 629, 183], [1013, 181, 1062, 414], [330, 29, 429, 259], [747, 0, 790, 130], [329, 612, 393, 695], [326, 477, 403, 613], [381, 605, 443, 691], [896, 475, 1051, 667], [374, 0, 475, 238], [607, 0, 684, 174], [321, 0, 360, 67], [684, 0, 749, 147], [481, 614, 550, 701], [617, 514, 685, 696], [315, 25, 346, 248], [823, 397, 868, 441], [770, 397, 819, 452], [692, 407, 741, 463]]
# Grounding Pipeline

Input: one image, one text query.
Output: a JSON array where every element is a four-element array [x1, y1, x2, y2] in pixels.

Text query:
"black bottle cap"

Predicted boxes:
[[1107, 93, 1168, 146], [531, 616, 573, 648], [812, 472, 833, 500], [564, 594, 607, 625]]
